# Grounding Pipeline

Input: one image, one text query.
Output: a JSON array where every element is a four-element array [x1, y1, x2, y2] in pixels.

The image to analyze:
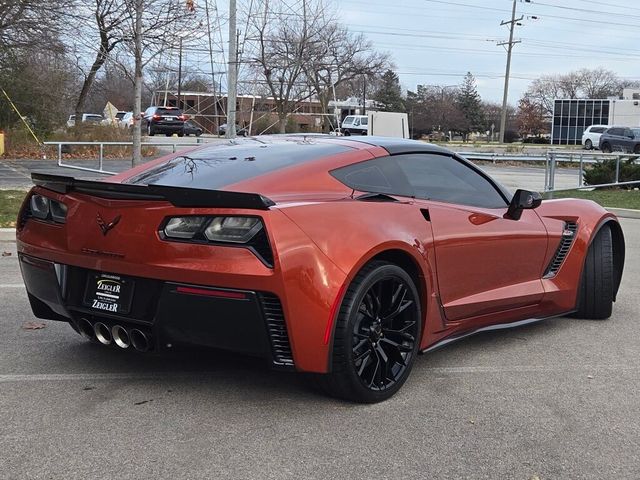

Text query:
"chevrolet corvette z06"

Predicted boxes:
[[17, 136, 625, 402]]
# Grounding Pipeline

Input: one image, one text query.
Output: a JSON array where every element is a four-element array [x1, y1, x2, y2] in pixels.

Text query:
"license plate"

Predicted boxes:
[[164, 116, 175, 121], [83, 273, 134, 315]]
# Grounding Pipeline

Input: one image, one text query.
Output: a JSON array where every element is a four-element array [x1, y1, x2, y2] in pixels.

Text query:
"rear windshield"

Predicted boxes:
[[116, 112, 126, 119], [126, 139, 353, 189], [156, 108, 182, 116]]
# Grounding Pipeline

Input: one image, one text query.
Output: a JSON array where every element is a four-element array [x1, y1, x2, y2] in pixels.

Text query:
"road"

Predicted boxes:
[[1, 219, 639, 479]]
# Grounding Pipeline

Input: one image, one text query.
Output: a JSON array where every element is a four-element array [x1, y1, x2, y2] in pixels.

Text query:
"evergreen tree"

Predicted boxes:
[[455, 72, 485, 141], [373, 70, 405, 112]]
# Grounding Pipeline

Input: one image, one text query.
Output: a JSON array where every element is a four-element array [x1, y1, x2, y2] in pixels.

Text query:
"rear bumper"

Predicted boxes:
[[19, 253, 294, 369], [150, 123, 184, 133]]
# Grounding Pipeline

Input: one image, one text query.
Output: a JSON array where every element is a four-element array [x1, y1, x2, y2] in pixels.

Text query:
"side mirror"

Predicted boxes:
[[505, 189, 542, 220]]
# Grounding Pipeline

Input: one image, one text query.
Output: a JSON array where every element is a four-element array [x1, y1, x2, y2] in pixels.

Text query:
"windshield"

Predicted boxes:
[[342, 116, 355, 125], [633, 128, 640, 138]]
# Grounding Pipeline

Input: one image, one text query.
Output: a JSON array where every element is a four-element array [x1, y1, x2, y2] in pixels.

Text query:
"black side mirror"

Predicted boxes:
[[505, 189, 542, 220]]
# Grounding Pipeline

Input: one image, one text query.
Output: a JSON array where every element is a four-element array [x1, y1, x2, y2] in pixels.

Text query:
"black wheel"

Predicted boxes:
[[317, 261, 421, 403], [343, 130, 351, 136], [196, 131, 202, 137], [147, 124, 154, 136], [178, 132, 184, 137], [601, 142, 611, 153], [585, 139, 593, 150], [572, 226, 614, 320], [634, 145, 640, 154], [165, 133, 172, 137]]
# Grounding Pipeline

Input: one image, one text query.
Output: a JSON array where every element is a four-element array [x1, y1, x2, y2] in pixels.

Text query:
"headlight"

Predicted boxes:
[[204, 217, 262, 243], [164, 216, 208, 239], [162, 216, 263, 243], [29, 194, 67, 223]]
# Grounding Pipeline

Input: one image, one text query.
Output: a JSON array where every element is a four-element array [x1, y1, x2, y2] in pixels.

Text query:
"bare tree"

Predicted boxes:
[[120, 0, 194, 165], [249, 0, 331, 133], [0, 0, 71, 53], [72, 0, 128, 126], [302, 24, 389, 132]]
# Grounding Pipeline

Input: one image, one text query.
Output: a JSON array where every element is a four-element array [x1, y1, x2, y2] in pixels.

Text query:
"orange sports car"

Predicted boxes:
[[16, 136, 625, 402]]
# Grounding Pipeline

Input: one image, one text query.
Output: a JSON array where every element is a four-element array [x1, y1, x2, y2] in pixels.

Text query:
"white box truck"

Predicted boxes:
[[340, 112, 409, 138]]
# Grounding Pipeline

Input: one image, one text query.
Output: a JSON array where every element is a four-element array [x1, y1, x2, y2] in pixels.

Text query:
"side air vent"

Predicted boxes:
[[544, 221, 578, 278], [258, 293, 294, 366]]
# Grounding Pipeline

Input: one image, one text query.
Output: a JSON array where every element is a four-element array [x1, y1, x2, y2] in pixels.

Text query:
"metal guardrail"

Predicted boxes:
[[43, 140, 205, 175], [43, 140, 640, 194]]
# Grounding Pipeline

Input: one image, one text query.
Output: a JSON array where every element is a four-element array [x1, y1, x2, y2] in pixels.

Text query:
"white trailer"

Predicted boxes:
[[367, 111, 409, 138]]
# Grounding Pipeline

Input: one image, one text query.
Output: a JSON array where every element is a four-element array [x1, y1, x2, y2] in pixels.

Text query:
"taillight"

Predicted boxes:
[[160, 215, 273, 266], [152, 114, 161, 120], [178, 115, 187, 121], [27, 194, 68, 224], [162, 216, 262, 243]]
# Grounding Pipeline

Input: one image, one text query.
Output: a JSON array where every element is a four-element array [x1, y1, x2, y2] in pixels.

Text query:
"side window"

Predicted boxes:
[[609, 128, 622, 136], [361, 117, 368, 126], [591, 127, 605, 134], [394, 153, 508, 209], [330, 157, 412, 196]]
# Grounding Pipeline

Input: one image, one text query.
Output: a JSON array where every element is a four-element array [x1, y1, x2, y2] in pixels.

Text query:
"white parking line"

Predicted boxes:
[[0, 365, 638, 383], [0, 284, 24, 288]]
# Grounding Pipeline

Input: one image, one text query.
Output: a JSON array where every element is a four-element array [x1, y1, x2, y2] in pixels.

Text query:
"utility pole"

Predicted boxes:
[[498, 0, 523, 143], [226, 0, 238, 138], [362, 76, 367, 115], [177, 37, 183, 110]]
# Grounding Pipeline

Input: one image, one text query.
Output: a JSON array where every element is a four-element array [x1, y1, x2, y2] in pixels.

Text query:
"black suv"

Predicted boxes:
[[599, 127, 640, 154], [143, 106, 186, 136]]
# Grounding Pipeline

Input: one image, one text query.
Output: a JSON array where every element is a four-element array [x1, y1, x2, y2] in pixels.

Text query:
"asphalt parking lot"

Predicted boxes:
[[0, 218, 639, 479]]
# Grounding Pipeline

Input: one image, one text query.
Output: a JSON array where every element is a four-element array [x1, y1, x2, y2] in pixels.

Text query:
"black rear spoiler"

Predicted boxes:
[[31, 173, 275, 210]]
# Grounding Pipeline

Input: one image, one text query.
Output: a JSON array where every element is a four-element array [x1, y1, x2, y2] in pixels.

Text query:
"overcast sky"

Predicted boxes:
[[337, 0, 637, 104]]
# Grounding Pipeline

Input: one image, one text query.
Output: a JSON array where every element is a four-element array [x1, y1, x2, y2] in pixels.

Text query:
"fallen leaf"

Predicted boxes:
[[22, 321, 46, 330], [83, 386, 95, 391], [587, 375, 594, 380], [134, 399, 153, 406], [469, 419, 475, 424], [2, 251, 12, 257]]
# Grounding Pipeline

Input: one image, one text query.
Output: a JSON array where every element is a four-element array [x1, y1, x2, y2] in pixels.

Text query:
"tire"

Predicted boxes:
[[315, 261, 422, 403], [196, 131, 202, 137], [585, 139, 593, 150], [343, 130, 351, 136], [178, 132, 184, 137], [601, 142, 612, 153], [573, 226, 614, 320], [634, 145, 640, 154]]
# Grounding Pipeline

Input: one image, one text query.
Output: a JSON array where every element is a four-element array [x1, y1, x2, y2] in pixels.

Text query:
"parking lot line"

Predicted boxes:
[[1, 364, 638, 383], [0, 284, 25, 288]]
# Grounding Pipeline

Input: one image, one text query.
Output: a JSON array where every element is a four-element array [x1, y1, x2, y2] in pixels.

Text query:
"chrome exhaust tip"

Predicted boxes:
[[77, 318, 95, 340], [112, 325, 131, 349], [94, 322, 112, 345], [130, 329, 150, 352]]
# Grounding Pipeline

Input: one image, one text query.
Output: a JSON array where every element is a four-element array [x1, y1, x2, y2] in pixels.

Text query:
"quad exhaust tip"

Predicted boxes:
[[112, 325, 130, 349], [94, 322, 112, 345], [77, 318, 95, 340], [130, 329, 150, 352]]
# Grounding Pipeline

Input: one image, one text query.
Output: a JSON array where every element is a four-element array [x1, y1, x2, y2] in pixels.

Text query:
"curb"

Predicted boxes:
[[606, 207, 640, 220], [0, 228, 16, 242]]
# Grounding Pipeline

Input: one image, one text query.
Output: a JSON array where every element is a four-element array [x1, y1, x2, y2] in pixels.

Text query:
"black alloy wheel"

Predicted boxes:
[[316, 261, 421, 403], [601, 142, 612, 153], [585, 139, 592, 150]]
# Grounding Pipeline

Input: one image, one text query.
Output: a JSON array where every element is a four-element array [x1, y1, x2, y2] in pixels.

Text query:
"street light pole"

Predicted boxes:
[[226, 0, 237, 138], [498, 0, 523, 143]]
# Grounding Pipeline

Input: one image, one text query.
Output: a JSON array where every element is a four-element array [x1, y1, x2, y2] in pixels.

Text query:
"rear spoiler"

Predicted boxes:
[[31, 173, 275, 210]]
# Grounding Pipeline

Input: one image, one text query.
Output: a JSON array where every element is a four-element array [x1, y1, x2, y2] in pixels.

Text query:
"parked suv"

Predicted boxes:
[[66, 113, 104, 128], [598, 126, 640, 154], [581, 124, 608, 150], [143, 106, 186, 136]]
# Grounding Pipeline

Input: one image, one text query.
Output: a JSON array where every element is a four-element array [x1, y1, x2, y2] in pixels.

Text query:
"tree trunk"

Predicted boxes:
[[132, 0, 143, 166], [74, 50, 108, 136], [278, 115, 287, 134]]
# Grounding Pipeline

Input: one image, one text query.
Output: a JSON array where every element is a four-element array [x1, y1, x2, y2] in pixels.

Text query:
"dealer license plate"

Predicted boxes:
[[83, 273, 134, 315]]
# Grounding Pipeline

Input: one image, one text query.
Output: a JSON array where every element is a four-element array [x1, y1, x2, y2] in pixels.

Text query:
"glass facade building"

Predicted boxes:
[[551, 99, 610, 145]]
